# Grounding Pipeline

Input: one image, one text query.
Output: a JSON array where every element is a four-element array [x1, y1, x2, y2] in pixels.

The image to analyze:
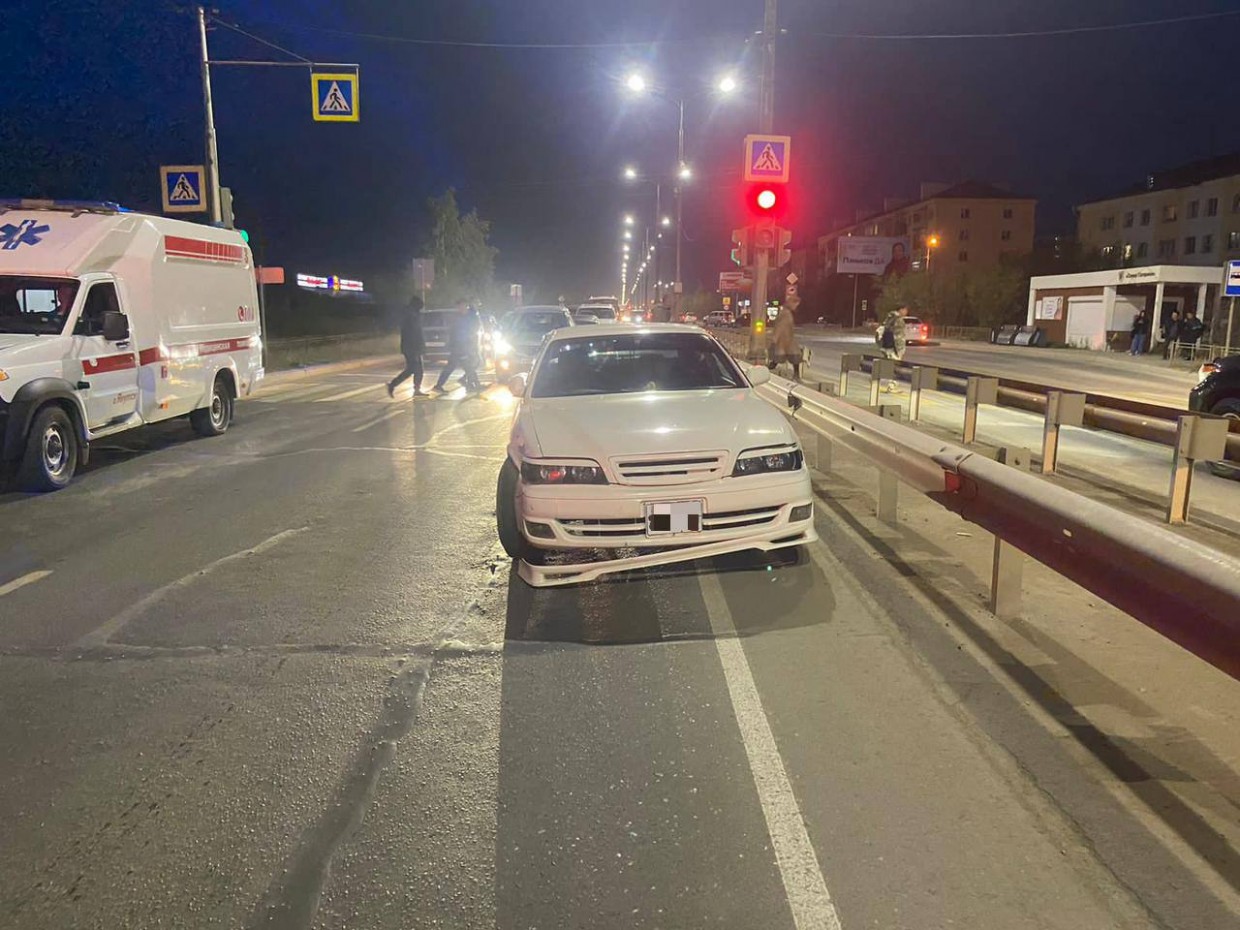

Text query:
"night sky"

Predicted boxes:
[[4, 1, 1240, 303]]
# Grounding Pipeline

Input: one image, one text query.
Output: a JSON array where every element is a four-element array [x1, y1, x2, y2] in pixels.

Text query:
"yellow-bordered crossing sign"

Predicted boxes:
[[312, 73, 359, 122]]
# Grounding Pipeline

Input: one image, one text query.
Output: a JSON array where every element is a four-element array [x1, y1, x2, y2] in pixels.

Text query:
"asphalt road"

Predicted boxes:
[[798, 332, 1199, 407], [1, 365, 1237, 929]]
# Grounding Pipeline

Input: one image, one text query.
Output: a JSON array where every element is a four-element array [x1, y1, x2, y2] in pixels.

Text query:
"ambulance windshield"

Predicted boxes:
[[0, 276, 79, 335]]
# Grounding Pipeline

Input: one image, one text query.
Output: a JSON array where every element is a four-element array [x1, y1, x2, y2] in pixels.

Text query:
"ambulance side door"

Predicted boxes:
[[72, 280, 139, 430]]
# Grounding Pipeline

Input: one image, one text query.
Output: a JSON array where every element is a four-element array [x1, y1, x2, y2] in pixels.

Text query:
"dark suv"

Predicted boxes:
[[1188, 354, 1239, 477]]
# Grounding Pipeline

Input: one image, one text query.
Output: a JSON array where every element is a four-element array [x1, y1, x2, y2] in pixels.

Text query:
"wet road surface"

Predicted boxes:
[[1, 366, 1237, 929]]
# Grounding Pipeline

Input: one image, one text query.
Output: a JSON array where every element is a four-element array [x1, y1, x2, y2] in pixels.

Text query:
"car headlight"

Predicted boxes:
[[521, 461, 609, 485], [732, 447, 803, 476], [493, 336, 512, 355]]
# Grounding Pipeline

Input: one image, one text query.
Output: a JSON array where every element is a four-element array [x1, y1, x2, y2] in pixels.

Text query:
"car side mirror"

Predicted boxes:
[[102, 311, 130, 342], [508, 373, 527, 398], [747, 365, 772, 387]]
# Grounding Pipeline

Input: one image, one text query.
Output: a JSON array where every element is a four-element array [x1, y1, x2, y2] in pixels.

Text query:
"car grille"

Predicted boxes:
[[609, 451, 727, 486], [555, 505, 780, 540]]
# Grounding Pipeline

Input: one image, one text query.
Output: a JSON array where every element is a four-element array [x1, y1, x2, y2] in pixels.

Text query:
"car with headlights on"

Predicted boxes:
[[496, 324, 817, 585], [493, 306, 574, 376], [1188, 353, 1240, 478]]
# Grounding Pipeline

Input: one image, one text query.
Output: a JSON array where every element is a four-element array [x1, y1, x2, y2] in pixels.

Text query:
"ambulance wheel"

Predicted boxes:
[[18, 406, 78, 492], [191, 376, 233, 437]]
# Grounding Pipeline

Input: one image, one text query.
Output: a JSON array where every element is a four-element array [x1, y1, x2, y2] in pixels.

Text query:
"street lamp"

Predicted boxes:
[[624, 230, 632, 240], [623, 165, 638, 181], [718, 74, 739, 95], [678, 164, 692, 182], [926, 233, 941, 272], [625, 73, 647, 94], [661, 216, 671, 227], [624, 214, 635, 226]]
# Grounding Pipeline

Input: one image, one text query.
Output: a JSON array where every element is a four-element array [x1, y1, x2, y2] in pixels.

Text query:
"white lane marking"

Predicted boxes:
[[314, 383, 389, 403], [698, 571, 844, 930], [351, 408, 405, 433], [0, 570, 53, 598], [74, 527, 310, 649]]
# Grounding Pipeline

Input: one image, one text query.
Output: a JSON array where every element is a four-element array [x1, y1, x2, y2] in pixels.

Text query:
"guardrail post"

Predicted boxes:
[[963, 376, 999, 444], [872, 405, 902, 524], [1040, 391, 1086, 475], [989, 446, 1029, 619], [1167, 415, 1229, 524], [869, 358, 895, 406], [839, 354, 862, 396], [909, 366, 938, 421]]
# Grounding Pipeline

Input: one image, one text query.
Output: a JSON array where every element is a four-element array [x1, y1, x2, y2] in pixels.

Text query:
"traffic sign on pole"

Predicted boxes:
[[1225, 260, 1240, 297], [312, 73, 359, 122], [743, 134, 791, 183], [160, 165, 207, 213]]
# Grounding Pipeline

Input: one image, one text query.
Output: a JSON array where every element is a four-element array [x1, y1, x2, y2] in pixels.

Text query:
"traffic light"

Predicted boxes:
[[730, 227, 750, 267], [747, 183, 787, 220], [753, 222, 777, 253], [776, 226, 792, 268]]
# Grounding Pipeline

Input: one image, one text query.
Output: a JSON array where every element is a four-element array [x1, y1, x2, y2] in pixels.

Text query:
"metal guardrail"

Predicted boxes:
[[753, 373, 1240, 681]]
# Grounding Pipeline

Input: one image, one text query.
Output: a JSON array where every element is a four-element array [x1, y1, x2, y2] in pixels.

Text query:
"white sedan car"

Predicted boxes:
[[497, 324, 817, 585]]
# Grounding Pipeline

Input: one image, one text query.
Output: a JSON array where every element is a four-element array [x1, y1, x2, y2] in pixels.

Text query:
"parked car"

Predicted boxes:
[[904, 316, 930, 345], [704, 310, 736, 327], [1189, 354, 1240, 478], [575, 302, 618, 323]]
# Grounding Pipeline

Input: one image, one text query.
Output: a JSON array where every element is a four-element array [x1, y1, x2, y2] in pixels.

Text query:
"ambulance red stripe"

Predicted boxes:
[[135, 336, 257, 366], [164, 236, 247, 264], [82, 353, 137, 375]]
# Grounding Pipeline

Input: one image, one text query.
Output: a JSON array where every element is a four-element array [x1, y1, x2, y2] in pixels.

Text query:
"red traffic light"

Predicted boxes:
[[747, 183, 786, 218]]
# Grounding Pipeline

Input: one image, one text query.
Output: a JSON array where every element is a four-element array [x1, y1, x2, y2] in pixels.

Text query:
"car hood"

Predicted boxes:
[[0, 333, 48, 357], [519, 389, 795, 460]]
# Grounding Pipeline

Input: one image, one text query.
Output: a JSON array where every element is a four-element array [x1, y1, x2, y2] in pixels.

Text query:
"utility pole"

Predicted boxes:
[[197, 6, 223, 224], [675, 99, 685, 313], [750, 0, 778, 360]]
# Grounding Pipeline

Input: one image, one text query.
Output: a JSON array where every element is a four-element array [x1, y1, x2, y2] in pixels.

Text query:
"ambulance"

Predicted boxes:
[[0, 200, 262, 490]]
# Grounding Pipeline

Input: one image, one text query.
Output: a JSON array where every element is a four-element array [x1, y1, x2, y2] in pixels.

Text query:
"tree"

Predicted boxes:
[[962, 259, 1029, 328], [422, 189, 498, 306]]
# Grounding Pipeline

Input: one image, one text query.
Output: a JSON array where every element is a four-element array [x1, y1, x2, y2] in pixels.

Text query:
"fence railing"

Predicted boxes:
[[752, 373, 1240, 681]]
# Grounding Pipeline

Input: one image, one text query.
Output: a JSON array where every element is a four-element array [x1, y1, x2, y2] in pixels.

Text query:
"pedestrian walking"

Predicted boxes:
[[878, 308, 907, 391], [387, 295, 426, 397], [1129, 309, 1149, 356], [769, 305, 802, 380], [1161, 311, 1180, 360], [432, 299, 481, 394]]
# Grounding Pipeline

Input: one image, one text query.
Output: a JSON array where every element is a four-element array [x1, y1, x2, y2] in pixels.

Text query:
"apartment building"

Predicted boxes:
[[1077, 151, 1240, 267]]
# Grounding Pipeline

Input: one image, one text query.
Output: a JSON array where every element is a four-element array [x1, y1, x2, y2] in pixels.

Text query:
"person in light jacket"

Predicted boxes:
[[769, 306, 802, 381]]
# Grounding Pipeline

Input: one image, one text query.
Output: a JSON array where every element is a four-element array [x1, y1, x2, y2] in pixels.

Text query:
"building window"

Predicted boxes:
[[1101, 245, 1116, 259], [1123, 211, 1134, 228], [1100, 215, 1115, 231], [1141, 209, 1151, 226], [1123, 243, 1134, 261], [1208, 197, 1219, 217], [1185, 236, 1197, 255], [1157, 239, 1176, 258], [1003, 207, 1013, 219], [1230, 230, 1240, 250], [1203, 234, 1215, 253], [959, 228, 970, 241], [960, 208, 971, 219], [958, 251, 968, 262], [1233, 193, 1240, 213], [1189, 200, 1200, 219], [1001, 229, 1012, 241], [1137, 242, 1149, 258], [1163, 204, 1178, 222]]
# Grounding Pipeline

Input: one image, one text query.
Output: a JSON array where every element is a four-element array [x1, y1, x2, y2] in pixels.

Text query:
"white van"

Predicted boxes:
[[0, 200, 262, 490]]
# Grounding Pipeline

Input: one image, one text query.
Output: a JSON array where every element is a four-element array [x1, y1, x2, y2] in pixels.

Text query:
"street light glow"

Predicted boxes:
[[718, 74, 738, 94], [625, 73, 647, 93], [624, 231, 632, 240], [678, 164, 692, 181], [661, 216, 672, 227], [624, 215, 635, 226], [623, 166, 639, 181]]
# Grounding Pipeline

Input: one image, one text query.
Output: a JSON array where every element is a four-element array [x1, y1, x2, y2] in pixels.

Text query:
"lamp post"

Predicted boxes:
[[926, 233, 941, 272]]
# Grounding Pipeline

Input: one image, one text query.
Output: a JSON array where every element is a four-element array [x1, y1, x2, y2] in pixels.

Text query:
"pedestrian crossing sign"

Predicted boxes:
[[159, 165, 206, 213], [312, 73, 359, 122], [743, 134, 791, 183]]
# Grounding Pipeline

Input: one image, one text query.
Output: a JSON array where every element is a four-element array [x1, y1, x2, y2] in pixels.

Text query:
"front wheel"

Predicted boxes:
[[17, 406, 79, 492], [190, 376, 234, 437], [496, 459, 537, 560]]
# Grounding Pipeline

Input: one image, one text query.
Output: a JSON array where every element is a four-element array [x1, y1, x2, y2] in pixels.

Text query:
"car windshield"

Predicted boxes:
[[580, 305, 616, 319], [505, 311, 569, 340], [422, 311, 453, 330], [0, 275, 79, 335], [531, 332, 745, 397]]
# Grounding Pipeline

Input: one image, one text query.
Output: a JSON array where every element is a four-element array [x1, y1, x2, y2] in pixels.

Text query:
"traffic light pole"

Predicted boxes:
[[749, 0, 778, 361], [198, 6, 223, 224]]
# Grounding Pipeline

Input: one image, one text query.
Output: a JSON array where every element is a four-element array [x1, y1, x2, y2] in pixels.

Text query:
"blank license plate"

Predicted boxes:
[[644, 500, 704, 536]]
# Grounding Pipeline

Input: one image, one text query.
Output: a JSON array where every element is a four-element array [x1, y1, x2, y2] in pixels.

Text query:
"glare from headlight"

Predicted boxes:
[[493, 336, 513, 355]]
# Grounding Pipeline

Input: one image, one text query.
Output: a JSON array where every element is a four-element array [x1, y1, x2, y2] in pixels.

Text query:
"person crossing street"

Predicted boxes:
[[387, 295, 427, 397], [431, 299, 482, 394]]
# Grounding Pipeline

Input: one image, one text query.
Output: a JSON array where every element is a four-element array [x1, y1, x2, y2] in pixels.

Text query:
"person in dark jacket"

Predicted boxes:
[[387, 296, 426, 396], [432, 299, 481, 394], [1161, 311, 1180, 359], [1129, 309, 1149, 356], [1179, 309, 1206, 358]]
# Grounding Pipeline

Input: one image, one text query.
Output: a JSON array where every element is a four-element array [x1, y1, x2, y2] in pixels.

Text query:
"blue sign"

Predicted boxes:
[[743, 134, 792, 183], [1226, 260, 1240, 298], [160, 165, 206, 213], [0, 219, 51, 250], [312, 73, 359, 122]]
